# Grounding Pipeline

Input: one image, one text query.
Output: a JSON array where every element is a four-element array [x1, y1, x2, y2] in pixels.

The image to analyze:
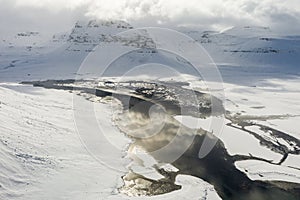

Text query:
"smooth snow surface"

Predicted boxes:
[[0, 84, 221, 199]]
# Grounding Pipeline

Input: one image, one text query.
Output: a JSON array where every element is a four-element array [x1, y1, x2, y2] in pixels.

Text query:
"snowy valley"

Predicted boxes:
[[0, 20, 299, 200]]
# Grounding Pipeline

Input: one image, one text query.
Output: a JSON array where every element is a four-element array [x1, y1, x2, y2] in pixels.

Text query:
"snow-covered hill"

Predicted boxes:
[[0, 20, 135, 81], [0, 21, 299, 82], [184, 26, 300, 69]]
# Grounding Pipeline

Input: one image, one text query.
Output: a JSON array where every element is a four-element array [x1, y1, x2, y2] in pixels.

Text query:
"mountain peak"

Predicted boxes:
[[66, 19, 134, 45], [74, 19, 133, 30]]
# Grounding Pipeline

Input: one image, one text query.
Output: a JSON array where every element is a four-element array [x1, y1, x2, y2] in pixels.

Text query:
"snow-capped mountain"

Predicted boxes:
[[185, 26, 300, 68], [0, 20, 299, 82]]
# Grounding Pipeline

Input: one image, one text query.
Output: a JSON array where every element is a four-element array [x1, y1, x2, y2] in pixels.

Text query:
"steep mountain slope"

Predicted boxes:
[[0, 20, 135, 81]]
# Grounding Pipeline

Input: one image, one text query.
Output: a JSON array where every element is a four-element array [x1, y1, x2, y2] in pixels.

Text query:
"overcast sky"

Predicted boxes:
[[0, 0, 300, 36]]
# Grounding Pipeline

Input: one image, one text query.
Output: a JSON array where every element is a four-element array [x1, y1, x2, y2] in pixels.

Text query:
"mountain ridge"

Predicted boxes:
[[0, 20, 299, 82]]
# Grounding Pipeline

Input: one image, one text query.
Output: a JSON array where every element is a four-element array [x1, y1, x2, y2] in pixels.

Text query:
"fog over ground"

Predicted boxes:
[[0, 0, 300, 36]]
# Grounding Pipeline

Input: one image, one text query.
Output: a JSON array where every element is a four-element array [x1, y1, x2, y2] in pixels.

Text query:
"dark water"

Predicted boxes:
[[112, 81, 300, 199], [128, 115, 300, 200]]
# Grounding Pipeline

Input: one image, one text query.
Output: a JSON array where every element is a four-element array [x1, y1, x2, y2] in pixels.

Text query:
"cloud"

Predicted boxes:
[[0, 0, 300, 35], [0, 0, 88, 37], [84, 0, 300, 34], [13, 0, 88, 10]]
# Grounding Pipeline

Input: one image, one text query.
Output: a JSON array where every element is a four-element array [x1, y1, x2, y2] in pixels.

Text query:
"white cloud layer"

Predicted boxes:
[[0, 0, 300, 34]]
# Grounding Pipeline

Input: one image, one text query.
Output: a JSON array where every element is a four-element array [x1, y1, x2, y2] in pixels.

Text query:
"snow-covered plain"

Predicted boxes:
[[0, 83, 222, 200], [0, 84, 127, 199], [222, 78, 300, 183]]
